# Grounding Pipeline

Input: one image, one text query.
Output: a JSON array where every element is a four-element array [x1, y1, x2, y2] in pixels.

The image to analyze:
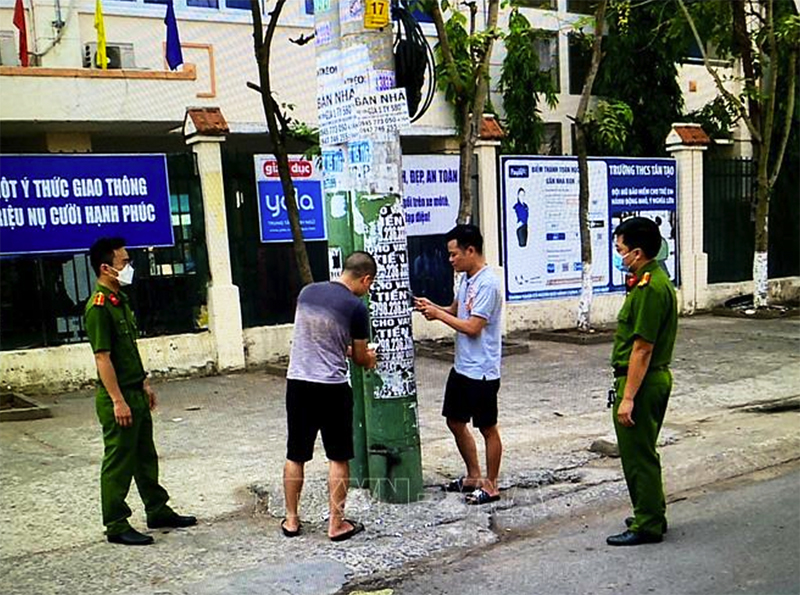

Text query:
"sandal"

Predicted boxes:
[[330, 519, 365, 542], [465, 488, 500, 505], [280, 518, 301, 537], [444, 476, 481, 493]]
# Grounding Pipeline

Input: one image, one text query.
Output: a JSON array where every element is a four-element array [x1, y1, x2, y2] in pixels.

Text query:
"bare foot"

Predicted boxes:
[[328, 519, 365, 541]]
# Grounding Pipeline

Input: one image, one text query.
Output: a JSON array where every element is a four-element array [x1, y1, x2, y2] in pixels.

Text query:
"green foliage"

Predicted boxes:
[[431, 2, 500, 132], [279, 101, 320, 158], [684, 96, 738, 140], [592, 0, 686, 156], [776, 13, 800, 46], [498, 8, 559, 154], [676, 0, 798, 147], [288, 121, 320, 159], [584, 99, 633, 155]]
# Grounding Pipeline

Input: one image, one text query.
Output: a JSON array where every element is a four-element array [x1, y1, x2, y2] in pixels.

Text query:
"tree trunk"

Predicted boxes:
[[251, 0, 314, 286], [574, 0, 607, 332], [458, 133, 474, 224], [271, 127, 315, 286], [750, 0, 777, 308], [451, 0, 501, 225], [575, 124, 593, 331]]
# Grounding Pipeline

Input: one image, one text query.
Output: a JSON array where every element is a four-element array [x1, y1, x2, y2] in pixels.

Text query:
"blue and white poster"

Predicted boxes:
[[0, 154, 174, 256], [501, 156, 678, 302], [254, 155, 326, 243]]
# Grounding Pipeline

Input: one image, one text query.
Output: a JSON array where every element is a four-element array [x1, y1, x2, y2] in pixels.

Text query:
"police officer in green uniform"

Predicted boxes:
[[606, 218, 678, 546], [85, 237, 196, 546]]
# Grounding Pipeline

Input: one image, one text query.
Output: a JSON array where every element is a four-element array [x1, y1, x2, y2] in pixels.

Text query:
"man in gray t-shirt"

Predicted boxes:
[[282, 252, 377, 542], [416, 224, 504, 506]]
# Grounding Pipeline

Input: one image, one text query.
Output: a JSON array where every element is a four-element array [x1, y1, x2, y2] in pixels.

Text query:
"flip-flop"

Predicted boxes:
[[280, 518, 301, 537], [444, 476, 481, 493], [465, 488, 500, 505], [329, 519, 365, 542]]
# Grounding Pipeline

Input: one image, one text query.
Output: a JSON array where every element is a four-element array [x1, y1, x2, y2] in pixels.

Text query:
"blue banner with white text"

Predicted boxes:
[[0, 154, 174, 256], [254, 155, 326, 243]]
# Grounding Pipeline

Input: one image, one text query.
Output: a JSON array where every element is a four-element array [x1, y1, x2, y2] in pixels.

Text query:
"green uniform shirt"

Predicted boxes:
[[611, 260, 678, 370], [84, 284, 146, 388]]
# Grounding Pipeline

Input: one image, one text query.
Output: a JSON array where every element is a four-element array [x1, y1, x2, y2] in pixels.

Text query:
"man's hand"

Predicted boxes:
[[414, 297, 433, 310], [415, 298, 440, 321], [364, 348, 378, 370], [144, 380, 157, 411], [617, 398, 635, 427], [113, 400, 133, 427]]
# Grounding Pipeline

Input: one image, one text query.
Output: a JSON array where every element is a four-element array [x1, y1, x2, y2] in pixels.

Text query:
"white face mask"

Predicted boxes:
[[114, 264, 135, 286]]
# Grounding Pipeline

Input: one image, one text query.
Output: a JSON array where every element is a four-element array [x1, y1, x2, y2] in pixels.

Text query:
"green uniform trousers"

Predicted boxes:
[[96, 387, 172, 535], [612, 368, 672, 537]]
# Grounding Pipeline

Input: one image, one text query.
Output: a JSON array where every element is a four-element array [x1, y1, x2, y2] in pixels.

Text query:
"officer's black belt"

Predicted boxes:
[[613, 365, 669, 378], [120, 381, 145, 390]]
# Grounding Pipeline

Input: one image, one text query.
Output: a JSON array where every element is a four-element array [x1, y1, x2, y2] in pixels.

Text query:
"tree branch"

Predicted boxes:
[[677, 0, 761, 143], [768, 50, 796, 187], [431, 1, 466, 95], [466, 1, 477, 38], [264, 0, 285, 52], [575, 0, 607, 124], [290, 33, 315, 46], [251, 0, 264, 58], [466, 0, 500, 144]]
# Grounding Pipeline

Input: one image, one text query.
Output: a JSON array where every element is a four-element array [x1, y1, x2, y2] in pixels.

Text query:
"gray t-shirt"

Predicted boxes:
[[287, 281, 370, 384], [454, 267, 503, 381]]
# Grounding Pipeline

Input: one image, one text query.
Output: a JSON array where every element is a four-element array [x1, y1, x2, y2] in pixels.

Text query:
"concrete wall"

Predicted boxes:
[[704, 277, 800, 308], [1, 331, 215, 394]]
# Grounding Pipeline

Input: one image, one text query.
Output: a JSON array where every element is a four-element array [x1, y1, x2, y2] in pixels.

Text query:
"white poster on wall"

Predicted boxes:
[[401, 154, 460, 236], [504, 159, 610, 299], [501, 156, 678, 302]]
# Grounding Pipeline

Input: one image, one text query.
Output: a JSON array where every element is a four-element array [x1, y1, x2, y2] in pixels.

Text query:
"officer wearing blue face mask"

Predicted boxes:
[[607, 218, 677, 547], [85, 237, 196, 546]]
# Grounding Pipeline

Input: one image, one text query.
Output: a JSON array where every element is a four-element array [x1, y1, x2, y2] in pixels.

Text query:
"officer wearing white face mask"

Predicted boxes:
[[84, 237, 196, 546]]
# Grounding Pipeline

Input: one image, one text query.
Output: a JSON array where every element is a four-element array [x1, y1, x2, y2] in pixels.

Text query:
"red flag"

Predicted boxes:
[[13, 0, 29, 67]]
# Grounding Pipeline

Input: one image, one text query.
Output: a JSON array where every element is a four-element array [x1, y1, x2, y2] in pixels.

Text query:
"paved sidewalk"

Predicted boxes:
[[1, 315, 798, 595]]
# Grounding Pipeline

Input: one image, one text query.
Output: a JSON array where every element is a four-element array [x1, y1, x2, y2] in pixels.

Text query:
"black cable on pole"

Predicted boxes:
[[392, 0, 437, 123]]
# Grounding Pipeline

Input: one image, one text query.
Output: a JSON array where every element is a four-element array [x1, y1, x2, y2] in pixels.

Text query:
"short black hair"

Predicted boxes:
[[614, 217, 661, 259], [89, 237, 126, 276], [344, 251, 377, 278], [445, 224, 483, 254]]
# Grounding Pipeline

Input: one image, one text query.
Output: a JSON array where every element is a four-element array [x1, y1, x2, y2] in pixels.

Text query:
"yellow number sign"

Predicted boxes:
[[364, 0, 390, 29]]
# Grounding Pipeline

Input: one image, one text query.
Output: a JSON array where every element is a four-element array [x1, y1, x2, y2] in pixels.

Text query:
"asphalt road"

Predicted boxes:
[[349, 464, 800, 595]]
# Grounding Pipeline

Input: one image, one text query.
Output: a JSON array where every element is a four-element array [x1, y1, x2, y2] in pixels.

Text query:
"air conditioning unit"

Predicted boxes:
[[0, 31, 21, 66], [83, 42, 136, 69]]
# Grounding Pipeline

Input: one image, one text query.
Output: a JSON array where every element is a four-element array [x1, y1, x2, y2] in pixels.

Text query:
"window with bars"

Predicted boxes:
[[113, 0, 262, 11], [534, 31, 560, 93], [568, 32, 591, 95], [567, 0, 599, 15], [540, 123, 563, 155]]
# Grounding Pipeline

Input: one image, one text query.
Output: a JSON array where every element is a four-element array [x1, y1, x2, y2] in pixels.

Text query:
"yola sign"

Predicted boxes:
[[264, 192, 317, 218], [253, 155, 326, 243]]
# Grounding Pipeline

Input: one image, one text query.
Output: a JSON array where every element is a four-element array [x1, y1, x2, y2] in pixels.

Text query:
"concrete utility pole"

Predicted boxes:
[[314, 0, 423, 503]]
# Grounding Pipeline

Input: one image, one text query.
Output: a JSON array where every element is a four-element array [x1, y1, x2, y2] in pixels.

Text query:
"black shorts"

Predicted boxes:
[[286, 379, 354, 463], [442, 368, 500, 429]]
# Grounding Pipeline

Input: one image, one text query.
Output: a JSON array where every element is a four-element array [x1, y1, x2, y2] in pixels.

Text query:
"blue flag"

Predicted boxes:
[[165, 0, 183, 71]]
